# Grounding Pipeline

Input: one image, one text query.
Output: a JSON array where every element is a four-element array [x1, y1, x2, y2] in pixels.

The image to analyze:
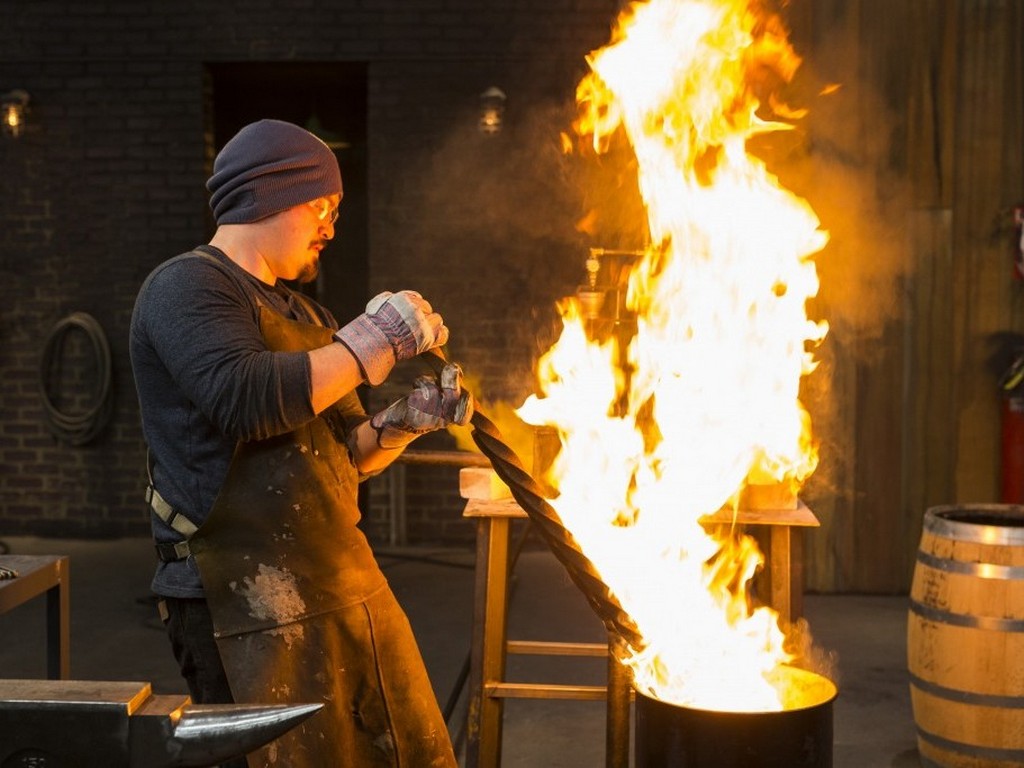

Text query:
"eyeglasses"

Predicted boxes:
[[309, 198, 339, 225]]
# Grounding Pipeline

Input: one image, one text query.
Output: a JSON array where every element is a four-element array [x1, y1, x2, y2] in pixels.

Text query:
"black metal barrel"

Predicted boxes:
[[634, 667, 836, 768]]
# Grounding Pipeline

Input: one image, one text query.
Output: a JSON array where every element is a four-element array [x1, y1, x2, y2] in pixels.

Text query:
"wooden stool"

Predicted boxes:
[[461, 494, 631, 768], [698, 501, 820, 627], [459, 468, 819, 768]]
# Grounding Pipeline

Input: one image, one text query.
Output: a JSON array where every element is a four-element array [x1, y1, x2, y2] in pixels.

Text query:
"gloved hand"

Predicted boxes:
[[334, 290, 449, 385], [370, 363, 474, 449]]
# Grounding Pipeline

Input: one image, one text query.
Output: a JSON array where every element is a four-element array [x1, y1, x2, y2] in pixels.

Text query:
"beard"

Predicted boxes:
[[295, 253, 320, 284]]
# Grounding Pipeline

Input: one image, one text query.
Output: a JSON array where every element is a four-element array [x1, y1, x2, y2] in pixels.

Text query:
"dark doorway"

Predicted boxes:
[[205, 62, 369, 325]]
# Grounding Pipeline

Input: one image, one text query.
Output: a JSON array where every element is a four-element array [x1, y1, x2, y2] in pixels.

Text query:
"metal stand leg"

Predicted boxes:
[[46, 561, 70, 680]]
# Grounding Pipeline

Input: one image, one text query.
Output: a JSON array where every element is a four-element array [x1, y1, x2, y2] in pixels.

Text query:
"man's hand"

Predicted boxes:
[[369, 363, 473, 449], [334, 290, 449, 385]]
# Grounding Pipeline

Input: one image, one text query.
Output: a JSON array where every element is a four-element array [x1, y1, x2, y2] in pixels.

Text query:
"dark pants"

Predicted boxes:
[[162, 596, 248, 768]]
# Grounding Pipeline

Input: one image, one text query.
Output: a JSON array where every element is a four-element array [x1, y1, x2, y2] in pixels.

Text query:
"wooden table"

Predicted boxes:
[[0, 555, 70, 679]]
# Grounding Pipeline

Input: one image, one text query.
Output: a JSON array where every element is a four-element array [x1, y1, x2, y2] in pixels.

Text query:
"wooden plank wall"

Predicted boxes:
[[782, 0, 1024, 592]]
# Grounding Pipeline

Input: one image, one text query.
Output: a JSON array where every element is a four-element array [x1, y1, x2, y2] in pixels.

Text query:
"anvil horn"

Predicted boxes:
[[132, 698, 324, 768], [166, 701, 323, 766], [0, 679, 323, 768]]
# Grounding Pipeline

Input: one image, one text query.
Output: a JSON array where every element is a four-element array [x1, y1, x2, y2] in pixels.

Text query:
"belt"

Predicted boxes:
[[155, 540, 192, 562], [147, 485, 198, 562]]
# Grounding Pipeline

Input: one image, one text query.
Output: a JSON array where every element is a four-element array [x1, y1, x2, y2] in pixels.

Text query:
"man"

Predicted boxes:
[[129, 119, 467, 767]]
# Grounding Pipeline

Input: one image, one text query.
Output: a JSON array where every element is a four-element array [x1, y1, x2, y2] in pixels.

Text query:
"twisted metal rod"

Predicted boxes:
[[468, 410, 645, 649], [422, 349, 643, 648]]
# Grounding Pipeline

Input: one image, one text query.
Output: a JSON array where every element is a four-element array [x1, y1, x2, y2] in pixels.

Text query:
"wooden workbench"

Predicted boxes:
[[0, 554, 70, 679]]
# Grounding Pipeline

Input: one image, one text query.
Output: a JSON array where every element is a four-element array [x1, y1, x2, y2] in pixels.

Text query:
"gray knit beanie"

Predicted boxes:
[[207, 119, 343, 224]]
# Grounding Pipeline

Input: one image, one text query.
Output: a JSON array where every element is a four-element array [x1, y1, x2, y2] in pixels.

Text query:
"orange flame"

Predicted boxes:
[[518, 0, 828, 710]]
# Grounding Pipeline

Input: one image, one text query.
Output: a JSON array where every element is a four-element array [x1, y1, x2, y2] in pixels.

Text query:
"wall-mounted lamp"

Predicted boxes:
[[2, 89, 30, 138], [479, 86, 506, 134]]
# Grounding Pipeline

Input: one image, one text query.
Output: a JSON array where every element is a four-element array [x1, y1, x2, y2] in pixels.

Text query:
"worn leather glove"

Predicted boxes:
[[370, 363, 474, 449], [334, 290, 449, 385]]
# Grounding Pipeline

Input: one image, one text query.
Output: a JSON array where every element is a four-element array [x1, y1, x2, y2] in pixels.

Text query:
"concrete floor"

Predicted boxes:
[[0, 534, 920, 767]]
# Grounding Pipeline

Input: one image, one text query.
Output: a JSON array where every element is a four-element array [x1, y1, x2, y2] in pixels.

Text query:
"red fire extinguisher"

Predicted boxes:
[[1001, 353, 1024, 503]]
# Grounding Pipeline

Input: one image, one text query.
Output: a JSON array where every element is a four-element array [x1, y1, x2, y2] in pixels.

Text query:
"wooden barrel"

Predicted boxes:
[[908, 504, 1024, 768]]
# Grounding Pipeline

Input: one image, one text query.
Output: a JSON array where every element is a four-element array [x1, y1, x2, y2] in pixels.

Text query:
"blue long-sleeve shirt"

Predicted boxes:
[[129, 244, 366, 597]]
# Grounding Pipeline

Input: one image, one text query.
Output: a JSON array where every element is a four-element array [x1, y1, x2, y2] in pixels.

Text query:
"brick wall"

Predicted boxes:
[[0, 0, 622, 543]]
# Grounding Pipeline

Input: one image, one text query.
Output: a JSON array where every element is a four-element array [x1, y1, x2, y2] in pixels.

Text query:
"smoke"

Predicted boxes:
[[403, 85, 649, 405], [786, 615, 841, 686], [401, 90, 641, 461], [416, 99, 587, 267], [749, 30, 915, 510], [758, 56, 912, 349]]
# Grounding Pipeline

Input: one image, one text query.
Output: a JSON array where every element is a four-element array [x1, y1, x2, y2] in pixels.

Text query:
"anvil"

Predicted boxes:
[[0, 679, 321, 767]]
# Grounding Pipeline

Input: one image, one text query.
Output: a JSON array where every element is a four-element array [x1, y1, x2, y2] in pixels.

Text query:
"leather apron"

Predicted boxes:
[[189, 305, 456, 768]]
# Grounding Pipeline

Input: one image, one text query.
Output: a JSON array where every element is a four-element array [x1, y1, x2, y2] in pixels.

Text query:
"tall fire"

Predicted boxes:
[[517, 0, 830, 712]]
